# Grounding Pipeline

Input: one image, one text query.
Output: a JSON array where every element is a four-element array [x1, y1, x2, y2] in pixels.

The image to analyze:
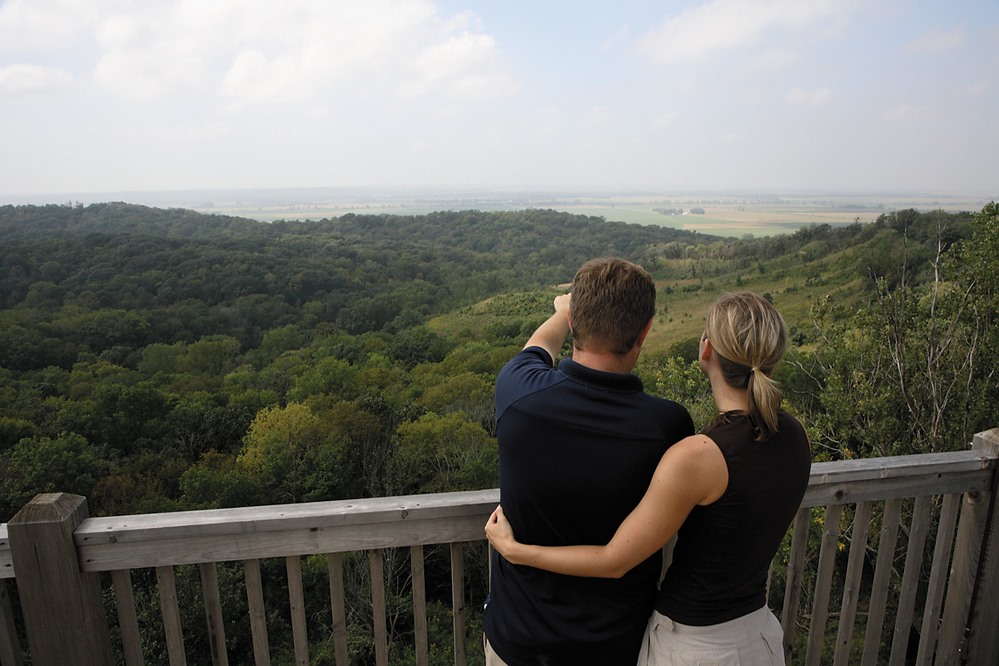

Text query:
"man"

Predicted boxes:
[[483, 257, 695, 665]]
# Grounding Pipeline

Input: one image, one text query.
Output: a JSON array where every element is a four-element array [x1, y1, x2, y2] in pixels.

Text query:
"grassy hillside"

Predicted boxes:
[[429, 234, 873, 357]]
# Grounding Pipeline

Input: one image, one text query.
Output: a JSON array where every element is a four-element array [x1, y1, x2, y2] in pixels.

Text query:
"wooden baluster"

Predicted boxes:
[[411, 545, 429, 666], [200, 562, 229, 666], [243, 559, 271, 666], [805, 503, 843, 665], [156, 565, 186, 666], [833, 501, 872, 665], [915, 493, 960, 665], [888, 495, 932, 666], [0, 578, 23, 666], [370, 550, 389, 666], [111, 569, 143, 666], [780, 507, 810, 663], [860, 497, 902, 665], [327, 552, 349, 666], [286, 556, 309, 665], [451, 543, 466, 666]]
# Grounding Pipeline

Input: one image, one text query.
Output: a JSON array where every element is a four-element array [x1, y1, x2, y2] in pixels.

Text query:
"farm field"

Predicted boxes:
[[193, 190, 991, 237]]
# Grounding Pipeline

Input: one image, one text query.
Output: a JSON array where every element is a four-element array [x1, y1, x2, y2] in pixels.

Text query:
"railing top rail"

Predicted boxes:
[[803, 448, 996, 507], [75, 489, 501, 571], [73, 448, 997, 573], [1, 446, 996, 577], [78, 489, 498, 543]]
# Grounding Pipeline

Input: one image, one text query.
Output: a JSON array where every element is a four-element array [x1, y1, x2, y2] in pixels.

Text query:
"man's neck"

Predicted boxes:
[[572, 348, 637, 374]]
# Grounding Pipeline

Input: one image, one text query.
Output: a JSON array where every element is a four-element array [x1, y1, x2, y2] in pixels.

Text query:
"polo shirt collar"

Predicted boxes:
[[557, 357, 644, 392]]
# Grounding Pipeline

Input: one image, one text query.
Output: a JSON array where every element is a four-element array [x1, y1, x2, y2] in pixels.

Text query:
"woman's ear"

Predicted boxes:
[[699, 337, 713, 362]]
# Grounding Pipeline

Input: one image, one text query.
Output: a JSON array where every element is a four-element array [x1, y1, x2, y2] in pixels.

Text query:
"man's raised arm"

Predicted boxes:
[[523, 293, 571, 363]]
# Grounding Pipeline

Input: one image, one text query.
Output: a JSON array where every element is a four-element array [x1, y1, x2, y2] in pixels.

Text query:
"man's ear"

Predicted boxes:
[[699, 337, 713, 362]]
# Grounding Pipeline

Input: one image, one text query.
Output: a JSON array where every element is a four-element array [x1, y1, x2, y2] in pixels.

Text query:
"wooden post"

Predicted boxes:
[[960, 429, 999, 665], [939, 429, 999, 664], [7, 493, 113, 666]]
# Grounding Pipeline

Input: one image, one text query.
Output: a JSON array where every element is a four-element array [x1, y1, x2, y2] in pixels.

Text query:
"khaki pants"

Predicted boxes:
[[484, 636, 510, 666], [637, 606, 785, 666]]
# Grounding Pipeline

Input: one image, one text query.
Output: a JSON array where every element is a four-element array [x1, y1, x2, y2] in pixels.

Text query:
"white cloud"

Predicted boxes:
[[3, 0, 517, 105], [0, 63, 75, 95], [952, 82, 988, 97], [751, 48, 799, 70], [600, 26, 631, 52], [635, 0, 846, 65], [399, 31, 518, 100], [0, 0, 113, 51], [714, 132, 741, 146], [149, 121, 231, 142], [579, 107, 611, 127], [908, 28, 964, 53], [650, 112, 679, 129], [786, 86, 831, 105], [884, 104, 919, 121]]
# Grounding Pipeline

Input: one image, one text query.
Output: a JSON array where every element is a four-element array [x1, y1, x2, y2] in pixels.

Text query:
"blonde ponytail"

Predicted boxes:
[[704, 292, 788, 441]]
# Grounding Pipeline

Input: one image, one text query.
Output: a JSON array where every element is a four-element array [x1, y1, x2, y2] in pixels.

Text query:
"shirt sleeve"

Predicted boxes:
[[495, 347, 555, 421]]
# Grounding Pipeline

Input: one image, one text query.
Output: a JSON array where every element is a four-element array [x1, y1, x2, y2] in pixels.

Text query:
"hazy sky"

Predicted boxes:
[[2, 0, 997, 197]]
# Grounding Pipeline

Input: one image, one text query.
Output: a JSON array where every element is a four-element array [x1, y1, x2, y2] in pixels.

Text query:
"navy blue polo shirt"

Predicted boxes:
[[484, 347, 694, 666]]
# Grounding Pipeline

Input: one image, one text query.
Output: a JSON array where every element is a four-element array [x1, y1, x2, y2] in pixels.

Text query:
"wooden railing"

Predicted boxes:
[[1, 428, 998, 665]]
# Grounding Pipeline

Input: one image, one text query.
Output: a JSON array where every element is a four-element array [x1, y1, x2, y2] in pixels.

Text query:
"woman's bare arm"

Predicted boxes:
[[484, 435, 727, 578]]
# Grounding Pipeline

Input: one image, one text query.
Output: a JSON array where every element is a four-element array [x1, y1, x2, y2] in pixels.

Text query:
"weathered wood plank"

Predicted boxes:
[[198, 562, 229, 666], [958, 428, 999, 665], [111, 569, 143, 666], [73, 457, 992, 573], [156, 565, 186, 666], [370, 550, 388, 666], [72, 456, 994, 572], [780, 507, 810, 663], [78, 490, 500, 544], [286, 556, 309, 666], [327, 552, 349, 666], [77, 456, 991, 545], [199, 562, 229, 666], [8, 494, 113, 666], [802, 468, 992, 507], [411, 545, 429, 666], [888, 496, 932, 666], [805, 503, 843, 665], [0, 578, 22, 666], [243, 559, 270, 666], [80, 512, 496, 571], [811, 450, 990, 477], [451, 543, 466, 666], [915, 493, 959, 666], [861, 497, 903, 666], [833, 501, 872, 666], [0, 525, 13, 579]]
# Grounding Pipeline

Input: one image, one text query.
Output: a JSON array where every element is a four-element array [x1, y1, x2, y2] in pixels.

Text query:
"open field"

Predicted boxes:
[[197, 191, 992, 237], [10, 187, 990, 237]]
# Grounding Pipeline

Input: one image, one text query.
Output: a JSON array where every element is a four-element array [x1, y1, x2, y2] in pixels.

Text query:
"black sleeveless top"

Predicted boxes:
[[656, 410, 811, 625]]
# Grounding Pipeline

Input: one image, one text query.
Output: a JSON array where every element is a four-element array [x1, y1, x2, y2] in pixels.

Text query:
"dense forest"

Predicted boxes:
[[1, 201, 996, 663]]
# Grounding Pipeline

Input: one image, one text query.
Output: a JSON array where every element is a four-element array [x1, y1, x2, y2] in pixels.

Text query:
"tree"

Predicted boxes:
[[0, 432, 109, 520], [387, 412, 497, 495], [179, 451, 262, 509], [238, 403, 325, 503]]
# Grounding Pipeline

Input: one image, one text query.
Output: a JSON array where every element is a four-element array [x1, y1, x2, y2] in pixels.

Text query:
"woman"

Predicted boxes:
[[485, 291, 811, 665]]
